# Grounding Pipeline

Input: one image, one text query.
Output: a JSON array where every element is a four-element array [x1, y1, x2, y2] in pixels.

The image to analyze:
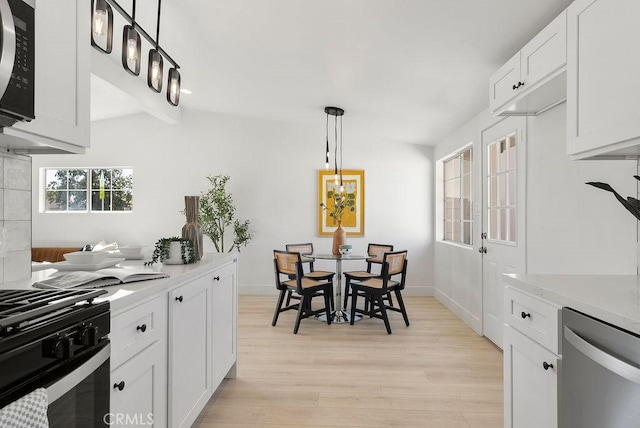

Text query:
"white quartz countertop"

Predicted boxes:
[[0, 252, 237, 312], [503, 273, 640, 335]]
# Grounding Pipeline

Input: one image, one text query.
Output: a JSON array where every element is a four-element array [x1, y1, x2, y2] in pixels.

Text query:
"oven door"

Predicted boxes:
[[47, 342, 110, 428]]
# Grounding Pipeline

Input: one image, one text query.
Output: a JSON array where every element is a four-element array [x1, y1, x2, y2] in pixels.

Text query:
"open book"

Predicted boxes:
[[33, 268, 169, 290]]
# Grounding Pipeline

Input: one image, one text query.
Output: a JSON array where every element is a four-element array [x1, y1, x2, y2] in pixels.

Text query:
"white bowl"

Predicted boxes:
[[118, 246, 143, 258], [63, 251, 109, 265]]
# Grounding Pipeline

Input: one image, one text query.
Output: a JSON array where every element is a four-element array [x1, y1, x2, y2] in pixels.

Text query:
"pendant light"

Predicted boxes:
[[91, 0, 113, 53], [167, 67, 181, 106], [147, 0, 164, 92], [122, 0, 141, 75], [324, 106, 345, 191]]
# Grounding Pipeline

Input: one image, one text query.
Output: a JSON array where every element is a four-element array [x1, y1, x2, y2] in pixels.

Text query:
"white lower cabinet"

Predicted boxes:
[[169, 274, 213, 428], [503, 286, 561, 428], [504, 325, 559, 428], [109, 258, 238, 428], [110, 295, 168, 428], [212, 263, 238, 387], [110, 340, 167, 428]]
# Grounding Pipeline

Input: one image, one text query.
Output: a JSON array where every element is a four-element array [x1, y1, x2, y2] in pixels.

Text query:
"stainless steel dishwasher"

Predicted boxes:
[[561, 308, 640, 428]]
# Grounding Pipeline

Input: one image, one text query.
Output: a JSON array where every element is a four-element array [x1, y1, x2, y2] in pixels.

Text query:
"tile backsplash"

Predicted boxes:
[[0, 152, 31, 283]]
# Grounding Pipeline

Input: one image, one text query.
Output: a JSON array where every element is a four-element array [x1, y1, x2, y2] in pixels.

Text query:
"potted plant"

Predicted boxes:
[[145, 237, 196, 266], [198, 175, 253, 252]]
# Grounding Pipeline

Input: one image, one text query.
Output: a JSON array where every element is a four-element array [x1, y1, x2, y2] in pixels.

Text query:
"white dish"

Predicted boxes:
[[106, 251, 144, 260], [63, 251, 109, 264], [53, 258, 126, 271]]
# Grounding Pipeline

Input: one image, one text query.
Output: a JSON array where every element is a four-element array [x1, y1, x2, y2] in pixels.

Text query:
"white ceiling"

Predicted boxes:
[[91, 0, 574, 145]]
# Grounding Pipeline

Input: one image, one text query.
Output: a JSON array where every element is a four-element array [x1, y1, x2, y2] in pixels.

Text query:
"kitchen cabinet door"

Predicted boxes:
[[168, 274, 213, 428], [110, 340, 167, 428], [489, 52, 521, 112], [490, 11, 567, 116], [211, 263, 237, 389], [567, 0, 640, 159], [504, 325, 558, 428], [4, 0, 90, 153]]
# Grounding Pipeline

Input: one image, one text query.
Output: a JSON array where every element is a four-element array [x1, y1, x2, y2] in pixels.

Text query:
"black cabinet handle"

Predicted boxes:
[[113, 381, 125, 391], [512, 81, 525, 90], [213, 276, 220, 281], [543, 362, 554, 370], [175, 296, 183, 303], [136, 324, 147, 333], [521, 312, 531, 319]]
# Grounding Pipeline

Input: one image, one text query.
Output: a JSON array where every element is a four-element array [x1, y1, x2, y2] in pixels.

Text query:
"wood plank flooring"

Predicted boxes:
[[194, 296, 503, 428]]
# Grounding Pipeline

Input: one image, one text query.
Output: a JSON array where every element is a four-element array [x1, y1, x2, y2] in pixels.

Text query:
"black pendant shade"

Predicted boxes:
[[122, 25, 141, 76], [167, 68, 181, 106], [147, 49, 163, 92], [91, 0, 113, 54], [324, 106, 345, 188]]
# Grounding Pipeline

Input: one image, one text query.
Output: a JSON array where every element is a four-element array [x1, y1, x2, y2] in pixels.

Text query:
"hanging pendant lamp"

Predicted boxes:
[[324, 106, 345, 190], [91, 0, 113, 53], [147, 0, 164, 92], [122, 0, 141, 75], [167, 67, 181, 106]]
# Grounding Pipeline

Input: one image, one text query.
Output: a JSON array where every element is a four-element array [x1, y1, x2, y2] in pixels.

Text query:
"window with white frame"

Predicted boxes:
[[443, 148, 473, 245], [43, 168, 133, 212]]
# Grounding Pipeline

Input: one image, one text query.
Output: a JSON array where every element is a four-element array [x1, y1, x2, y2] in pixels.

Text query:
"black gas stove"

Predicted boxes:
[[0, 289, 111, 426]]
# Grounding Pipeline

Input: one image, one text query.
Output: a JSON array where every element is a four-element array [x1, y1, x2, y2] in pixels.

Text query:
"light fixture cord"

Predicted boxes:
[[155, 0, 161, 48], [131, 0, 136, 23], [339, 115, 343, 186], [334, 114, 338, 177]]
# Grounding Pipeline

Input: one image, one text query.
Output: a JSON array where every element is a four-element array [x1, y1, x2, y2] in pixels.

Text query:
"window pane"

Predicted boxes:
[[497, 173, 506, 207], [45, 169, 66, 190], [489, 143, 497, 174], [489, 208, 498, 240], [112, 169, 133, 190], [462, 149, 472, 174], [112, 190, 133, 211], [444, 198, 455, 221], [445, 220, 453, 240], [489, 176, 497, 207], [45, 190, 67, 210], [462, 198, 472, 221], [68, 191, 87, 210], [508, 170, 516, 206], [445, 177, 460, 199], [509, 208, 517, 242], [463, 222, 472, 245], [68, 170, 87, 190], [91, 191, 111, 211], [452, 221, 461, 242], [499, 208, 507, 242], [91, 169, 112, 189], [498, 139, 507, 173], [508, 134, 516, 170], [463, 173, 471, 200]]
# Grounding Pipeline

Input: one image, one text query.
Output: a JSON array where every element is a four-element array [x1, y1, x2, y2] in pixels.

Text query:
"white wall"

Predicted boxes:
[[433, 103, 638, 334], [31, 108, 434, 294]]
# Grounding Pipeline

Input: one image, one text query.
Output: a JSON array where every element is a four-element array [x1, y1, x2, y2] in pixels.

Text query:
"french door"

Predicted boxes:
[[481, 117, 526, 349]]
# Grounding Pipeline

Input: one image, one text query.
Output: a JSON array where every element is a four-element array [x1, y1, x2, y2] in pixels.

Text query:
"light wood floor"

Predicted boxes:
[[194, 295, 503, 428]]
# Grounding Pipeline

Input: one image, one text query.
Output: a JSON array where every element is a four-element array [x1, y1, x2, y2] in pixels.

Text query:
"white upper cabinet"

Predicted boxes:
[[490, 11, 567, 116], [566, 0, 640, 159], [1, 0, 90, 154]]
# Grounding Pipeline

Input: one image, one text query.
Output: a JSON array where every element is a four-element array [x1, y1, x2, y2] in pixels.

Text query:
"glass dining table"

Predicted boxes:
[[310, 253, 368, 323]]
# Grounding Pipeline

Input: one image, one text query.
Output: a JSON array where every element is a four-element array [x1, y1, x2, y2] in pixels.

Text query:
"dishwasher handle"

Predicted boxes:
[[564, 326, 640, 386]]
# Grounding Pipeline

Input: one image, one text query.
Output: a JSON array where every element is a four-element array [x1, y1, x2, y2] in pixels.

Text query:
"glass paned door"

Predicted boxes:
[[487, 133, 516, 243]]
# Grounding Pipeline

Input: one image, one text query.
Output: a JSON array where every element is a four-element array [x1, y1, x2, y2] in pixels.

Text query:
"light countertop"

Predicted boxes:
[[1, 252, 237, 312], [503, 273, 640, 335]]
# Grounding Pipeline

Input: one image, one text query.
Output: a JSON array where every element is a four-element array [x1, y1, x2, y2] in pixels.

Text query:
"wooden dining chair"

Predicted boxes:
[[285, 243, 335, 308], [343, 243, 394, 309], [349, 250, 409, 334], [272, 250, 333, 334]]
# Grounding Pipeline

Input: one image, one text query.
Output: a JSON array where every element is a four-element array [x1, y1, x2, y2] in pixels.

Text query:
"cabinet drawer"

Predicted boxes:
[[111, 295, 167, 369], [504, 286, 560, 354]]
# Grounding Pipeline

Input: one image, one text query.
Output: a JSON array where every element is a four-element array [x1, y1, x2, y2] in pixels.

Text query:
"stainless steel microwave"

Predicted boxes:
[[0, 0, 34, 127]]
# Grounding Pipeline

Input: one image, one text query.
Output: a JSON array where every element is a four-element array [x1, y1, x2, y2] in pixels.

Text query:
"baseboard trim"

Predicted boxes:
[[433, 288, 482, 335]]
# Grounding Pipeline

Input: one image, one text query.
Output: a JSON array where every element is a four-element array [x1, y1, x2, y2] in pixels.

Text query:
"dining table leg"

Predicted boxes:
[[317, 258, 363, 324]]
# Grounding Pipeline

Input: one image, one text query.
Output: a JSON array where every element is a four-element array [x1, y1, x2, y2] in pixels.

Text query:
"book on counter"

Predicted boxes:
[[33, 268, 169, 289]]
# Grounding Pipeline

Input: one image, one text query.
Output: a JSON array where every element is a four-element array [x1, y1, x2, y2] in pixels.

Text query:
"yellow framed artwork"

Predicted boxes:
[[318, 169, 364, 236]]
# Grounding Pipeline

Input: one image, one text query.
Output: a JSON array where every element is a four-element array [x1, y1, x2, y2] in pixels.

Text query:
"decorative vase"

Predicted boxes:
[[182, 195, 203, 261], [332, 221, 347, 255], [164, 241, 185, 265]]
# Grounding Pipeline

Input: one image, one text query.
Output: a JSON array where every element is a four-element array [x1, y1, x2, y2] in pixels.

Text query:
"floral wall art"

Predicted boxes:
[[318, 169, 364, 236]]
